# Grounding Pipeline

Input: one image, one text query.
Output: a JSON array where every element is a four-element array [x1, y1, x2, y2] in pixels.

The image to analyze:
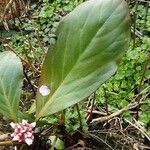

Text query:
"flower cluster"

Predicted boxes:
[[10, 120, 36, 145]]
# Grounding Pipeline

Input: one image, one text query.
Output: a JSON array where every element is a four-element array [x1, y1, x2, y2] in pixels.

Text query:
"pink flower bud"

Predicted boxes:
[[10, 120, 36, 145]]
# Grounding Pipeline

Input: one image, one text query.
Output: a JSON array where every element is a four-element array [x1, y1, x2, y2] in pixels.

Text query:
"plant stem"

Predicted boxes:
[[103, 87, 109, 115], [60, 110, 65, 125], [136, 53, 150, 120], [75, 104, 83, 130]]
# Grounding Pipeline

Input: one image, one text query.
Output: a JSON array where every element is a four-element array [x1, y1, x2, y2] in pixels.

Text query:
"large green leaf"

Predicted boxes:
[[36, 0, 131, 120], [0, 51, 23, 122]]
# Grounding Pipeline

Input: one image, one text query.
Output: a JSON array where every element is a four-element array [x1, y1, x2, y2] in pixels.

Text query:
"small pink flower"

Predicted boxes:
[[39, 85, 50, 96], [10, 120, 36, 145]]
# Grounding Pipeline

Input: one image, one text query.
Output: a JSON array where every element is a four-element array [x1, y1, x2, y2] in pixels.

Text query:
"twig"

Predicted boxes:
[[86, 132, 114, 150], [0, 141, 20, 146], [23, 69, 36, 96], [125, 118, 150, 142], [86, 93, 96, 123], [23, 47, 37, 72], [103, 87, 109, 115], [91, 90, 150, 125], [91, 107, 127, 125], [86, 110, 107, 116], [35, 29, 46, 55], [26, 35, 41, 65]]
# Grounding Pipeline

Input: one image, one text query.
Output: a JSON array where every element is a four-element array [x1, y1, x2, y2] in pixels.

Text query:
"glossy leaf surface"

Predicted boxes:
[[36, 0, 131, 120], [0, 51, 23, 122]]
